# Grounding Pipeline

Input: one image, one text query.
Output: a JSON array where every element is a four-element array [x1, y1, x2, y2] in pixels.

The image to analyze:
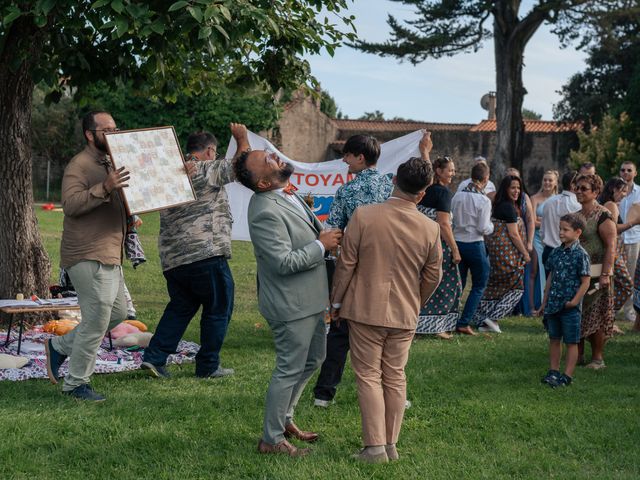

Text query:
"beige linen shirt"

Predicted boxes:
[[60, 146, 126, 268]]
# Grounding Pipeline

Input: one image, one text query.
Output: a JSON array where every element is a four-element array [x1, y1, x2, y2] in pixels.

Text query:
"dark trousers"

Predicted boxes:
[[143, 256, 234, 376], [313, 257, 349, 401], [456, 241, 490, 327]]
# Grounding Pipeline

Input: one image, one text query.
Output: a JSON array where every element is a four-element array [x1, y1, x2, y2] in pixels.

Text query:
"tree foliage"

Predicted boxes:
[[522, 108, 542, 120], [554, 2, 640, 129], [1, 0, 356, 100], [570, 112, 640, 177]]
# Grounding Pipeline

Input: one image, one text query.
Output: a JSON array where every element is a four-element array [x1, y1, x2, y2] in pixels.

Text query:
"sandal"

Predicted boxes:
[[585, 359, 606, 370], [612, 324, 625, 335]]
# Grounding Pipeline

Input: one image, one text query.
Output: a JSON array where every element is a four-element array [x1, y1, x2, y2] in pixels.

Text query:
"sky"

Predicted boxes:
[[306, 0, 588, 123]]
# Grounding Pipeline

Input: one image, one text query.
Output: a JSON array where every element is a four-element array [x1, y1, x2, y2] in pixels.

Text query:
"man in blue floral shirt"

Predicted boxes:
[[538, 213, 590, 388], [313, 131, 433, 407]]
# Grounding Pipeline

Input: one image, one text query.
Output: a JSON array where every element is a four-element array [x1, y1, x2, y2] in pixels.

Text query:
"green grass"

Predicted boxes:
[[1, 209, 639, 479]]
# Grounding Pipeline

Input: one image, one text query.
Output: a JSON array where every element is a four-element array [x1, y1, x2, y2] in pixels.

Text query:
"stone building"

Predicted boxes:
[[268, 95, 581, 191]]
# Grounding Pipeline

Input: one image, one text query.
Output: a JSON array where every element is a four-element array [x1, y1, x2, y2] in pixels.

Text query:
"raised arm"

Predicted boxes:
[[62, 165, 129, 217]]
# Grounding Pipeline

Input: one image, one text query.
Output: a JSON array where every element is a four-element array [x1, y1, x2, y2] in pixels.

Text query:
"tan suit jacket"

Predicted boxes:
[[332, 197, 443, 329]]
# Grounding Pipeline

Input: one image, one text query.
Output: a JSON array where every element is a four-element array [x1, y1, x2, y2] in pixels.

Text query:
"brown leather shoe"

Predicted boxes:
[[284, 422, 319, 443], [257, 439, 310, 457], [456, 326, 477, 336]]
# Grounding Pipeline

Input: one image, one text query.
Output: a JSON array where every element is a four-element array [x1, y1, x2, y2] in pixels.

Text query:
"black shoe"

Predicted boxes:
[[553, 373, 573, 388], [196, 366, 234, 379], [44, 339, 67, 385], [141, 361, 171, 379], [541, 369, 561, 386], [64, 384, 106, 402]]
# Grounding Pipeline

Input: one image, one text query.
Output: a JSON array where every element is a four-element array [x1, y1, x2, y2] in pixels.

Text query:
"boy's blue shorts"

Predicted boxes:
[[544, 307, 581, 344]]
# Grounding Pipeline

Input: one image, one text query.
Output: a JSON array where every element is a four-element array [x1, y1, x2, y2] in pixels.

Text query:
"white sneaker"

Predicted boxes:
[[405, 400, 412, 409], [479, 319, 501, 333], [314, 398, 331, 408]]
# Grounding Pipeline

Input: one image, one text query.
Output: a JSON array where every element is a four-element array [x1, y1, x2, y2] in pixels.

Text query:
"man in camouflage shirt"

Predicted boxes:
[[141, 123, 250, 379]]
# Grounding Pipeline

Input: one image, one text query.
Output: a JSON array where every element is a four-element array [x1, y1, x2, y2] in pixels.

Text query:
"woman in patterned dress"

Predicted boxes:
[[574, 174, 617, 369], [598, 177, 637, 334], [416, 156, 462, 340], [473, 175, 531, 332], [531, 170, 559, 309]]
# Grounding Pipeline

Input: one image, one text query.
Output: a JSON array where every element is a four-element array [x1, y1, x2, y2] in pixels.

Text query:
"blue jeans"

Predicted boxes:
[[143, 256, 234, 376], [456, 241, 490, 327]]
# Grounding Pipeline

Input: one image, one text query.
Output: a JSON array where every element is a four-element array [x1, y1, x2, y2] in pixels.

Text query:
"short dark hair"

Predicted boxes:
[[561, 170, 577, 191], [186, 131, 218, 154], [560, 213, 586, 232], [81, 110, 110, 140], [579, 162, 595, 171], [396, 157, 433, 195], [343, 135, 380, 166], [233, 150, 256, 191], [471, 162, 490, 182]]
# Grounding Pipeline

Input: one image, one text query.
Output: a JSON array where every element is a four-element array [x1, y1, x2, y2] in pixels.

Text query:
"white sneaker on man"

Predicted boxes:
[[314, 398, 331, 408], [478, 319, 501, 333]]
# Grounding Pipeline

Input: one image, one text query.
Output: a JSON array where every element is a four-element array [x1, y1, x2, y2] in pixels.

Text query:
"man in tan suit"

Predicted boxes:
[[331, 157, 442, 463]]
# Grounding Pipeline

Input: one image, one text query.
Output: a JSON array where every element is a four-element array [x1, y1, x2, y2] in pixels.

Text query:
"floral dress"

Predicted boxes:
[[416, 184, 462, 334], [472, 201, 526, 325]]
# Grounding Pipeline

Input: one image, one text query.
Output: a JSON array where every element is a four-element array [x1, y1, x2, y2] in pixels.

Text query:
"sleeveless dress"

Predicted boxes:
[[416, 184, 462, 334], [532, 199, 548, 309], [472, 201, 526, 325], [579, 205, 615, 338]]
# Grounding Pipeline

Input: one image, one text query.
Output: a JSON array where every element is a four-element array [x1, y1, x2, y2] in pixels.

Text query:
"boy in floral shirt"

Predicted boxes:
[[537, 213, 591, 387]]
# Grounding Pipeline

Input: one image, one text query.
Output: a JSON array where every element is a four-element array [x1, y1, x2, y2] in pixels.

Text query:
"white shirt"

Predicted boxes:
[[451, 187, 494, 242], [457, 178, 496, 195], [539, 191, 582, 248], [620, 183, 640, 244], [276, 188, 325, 255]]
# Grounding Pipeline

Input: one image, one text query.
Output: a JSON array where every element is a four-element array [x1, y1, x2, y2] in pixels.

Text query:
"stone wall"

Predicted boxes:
[[273, 97, 338, 163]]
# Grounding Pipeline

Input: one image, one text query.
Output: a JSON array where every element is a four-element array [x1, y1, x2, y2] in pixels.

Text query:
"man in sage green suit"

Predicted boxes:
[[234, 149, 342, 457]]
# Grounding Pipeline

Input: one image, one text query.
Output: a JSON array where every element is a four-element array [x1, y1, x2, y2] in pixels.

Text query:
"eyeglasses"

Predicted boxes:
[[576, 185, 592, 192], [91, 128, 120, 133]]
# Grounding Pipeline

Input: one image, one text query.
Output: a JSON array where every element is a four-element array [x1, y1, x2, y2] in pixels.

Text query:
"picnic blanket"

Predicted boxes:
[[0, 329, 199, 382]]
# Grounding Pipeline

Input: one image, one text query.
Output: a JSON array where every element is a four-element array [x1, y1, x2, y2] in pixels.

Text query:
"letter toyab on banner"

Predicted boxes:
[[105, 126, 196, 215], [225, 130, 424, 241]]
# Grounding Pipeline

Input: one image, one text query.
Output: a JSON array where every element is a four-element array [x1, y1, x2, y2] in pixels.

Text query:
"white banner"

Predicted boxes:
[[225, 130, 424, 240]]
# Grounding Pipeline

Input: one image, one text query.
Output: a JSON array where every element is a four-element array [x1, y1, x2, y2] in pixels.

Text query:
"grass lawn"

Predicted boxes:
[[1, 209, 639, 479]]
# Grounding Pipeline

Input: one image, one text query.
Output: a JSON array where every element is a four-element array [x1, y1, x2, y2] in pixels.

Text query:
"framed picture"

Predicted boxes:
[[104, 126, 196, 215]]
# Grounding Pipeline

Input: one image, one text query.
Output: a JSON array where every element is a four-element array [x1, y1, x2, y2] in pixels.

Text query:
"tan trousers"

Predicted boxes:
[[348, 319, 414, 446], [623, 243, 640, 321]]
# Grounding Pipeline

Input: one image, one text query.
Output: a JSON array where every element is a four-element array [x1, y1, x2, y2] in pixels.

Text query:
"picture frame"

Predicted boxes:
[[104, 126, 196, 215]]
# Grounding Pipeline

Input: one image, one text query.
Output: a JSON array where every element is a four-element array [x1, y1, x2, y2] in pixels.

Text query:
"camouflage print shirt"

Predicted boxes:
[[158, 159, 234, 271], [326, 167, 393, 229]]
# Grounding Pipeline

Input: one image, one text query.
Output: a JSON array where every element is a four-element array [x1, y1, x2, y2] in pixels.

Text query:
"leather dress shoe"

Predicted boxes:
[[257, 439, 310, 457], [284, 422, 319, 443]]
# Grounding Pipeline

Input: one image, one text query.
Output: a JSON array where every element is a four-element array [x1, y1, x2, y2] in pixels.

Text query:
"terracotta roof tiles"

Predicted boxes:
[[332, 119, 474, 132], [470, 120, 582, 133]]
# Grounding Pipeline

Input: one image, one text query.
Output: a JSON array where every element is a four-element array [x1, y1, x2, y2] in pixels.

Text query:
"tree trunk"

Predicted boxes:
[[493, 33, 526, 179], [0, 19, 51, 301], [493, 16, 526, 180], [492, 1, 546, 182]]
